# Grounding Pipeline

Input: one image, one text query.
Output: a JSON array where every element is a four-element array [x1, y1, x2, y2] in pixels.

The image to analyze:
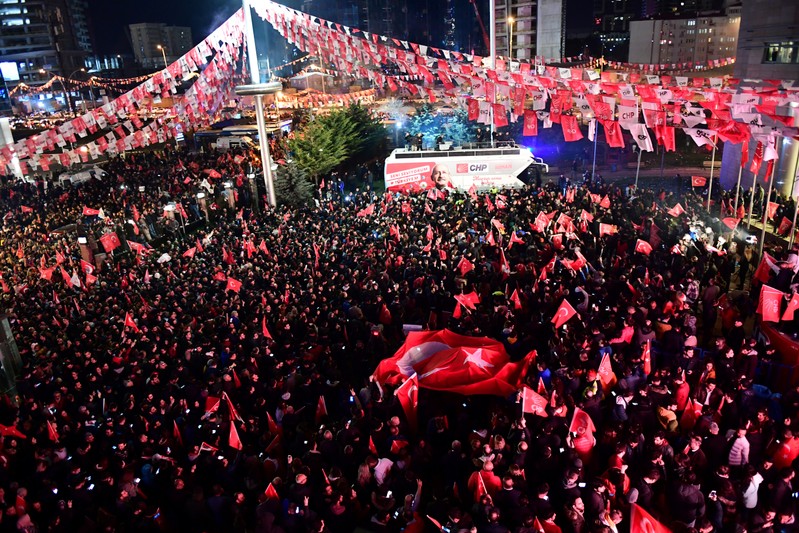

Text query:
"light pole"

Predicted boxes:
[[41, 67, 84, 115], [489, 0, 496, 146], [157, 45, 168, 69], [507, 16, 515, 60], [235, 82, 283, 208]]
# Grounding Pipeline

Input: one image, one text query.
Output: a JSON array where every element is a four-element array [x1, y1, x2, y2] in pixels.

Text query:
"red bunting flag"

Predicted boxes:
[[523, 110, 538, 136], [561, 115, 583, 142]]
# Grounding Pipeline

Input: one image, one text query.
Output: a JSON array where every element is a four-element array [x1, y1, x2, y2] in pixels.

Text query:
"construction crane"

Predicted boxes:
[[468, 0, 491, 53]]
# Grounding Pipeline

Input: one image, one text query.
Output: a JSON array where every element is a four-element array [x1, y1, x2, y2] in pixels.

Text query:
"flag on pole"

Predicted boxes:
[[521, 387, 548, 416], [552, 299, 577, 328]]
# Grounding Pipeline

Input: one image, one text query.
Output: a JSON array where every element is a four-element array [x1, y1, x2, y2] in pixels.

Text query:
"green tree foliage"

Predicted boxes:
[[289, 110, 357, 182], [289, 104, 388, 182], [405, 104, 475, 147], [341, 103, 388, 164], [273, 162, 314, 207]]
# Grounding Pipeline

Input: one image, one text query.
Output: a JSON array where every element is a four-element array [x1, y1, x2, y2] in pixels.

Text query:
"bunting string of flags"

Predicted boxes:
[[249, 0, 797, 153], [2, 9, 247, 175]]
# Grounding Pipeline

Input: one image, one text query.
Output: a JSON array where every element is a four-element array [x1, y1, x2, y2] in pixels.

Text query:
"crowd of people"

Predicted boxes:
[[0, 144, 796, 533]]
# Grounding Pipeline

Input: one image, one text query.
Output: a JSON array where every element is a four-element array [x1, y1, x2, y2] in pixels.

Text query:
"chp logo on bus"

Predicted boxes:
[[456, 163, 489, 174]]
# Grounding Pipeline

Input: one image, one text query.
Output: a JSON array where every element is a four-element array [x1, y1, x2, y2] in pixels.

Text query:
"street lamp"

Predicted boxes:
[[157, 44, 168, 68], [39, 67, 84, 115], [234, 82, 283, 208], [507, 16, 515, 60]]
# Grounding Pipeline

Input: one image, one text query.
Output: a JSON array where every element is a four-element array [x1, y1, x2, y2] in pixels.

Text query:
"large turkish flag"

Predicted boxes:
[[373, 330, 535, 397]]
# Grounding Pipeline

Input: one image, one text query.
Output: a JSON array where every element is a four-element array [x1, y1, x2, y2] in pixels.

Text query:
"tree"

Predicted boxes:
[[289, 110, 357, 184], [341, 103, 388, 165], [273, 162, 314, 207]]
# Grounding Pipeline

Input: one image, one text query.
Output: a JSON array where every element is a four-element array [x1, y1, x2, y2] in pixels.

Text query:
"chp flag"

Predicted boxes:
[[372, 329, 536, 396], [520, 387, 548, 416]]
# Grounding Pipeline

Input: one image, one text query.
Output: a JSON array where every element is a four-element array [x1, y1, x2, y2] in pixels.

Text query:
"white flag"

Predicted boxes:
[[682, 114, 707, 128], [685, 128, 717, 148], [588, 119, 597, 142], [478, 101, 491, 124], [764, 134, 779, 161], [618, 105, 639, 129], [630, 124, 654, 152]]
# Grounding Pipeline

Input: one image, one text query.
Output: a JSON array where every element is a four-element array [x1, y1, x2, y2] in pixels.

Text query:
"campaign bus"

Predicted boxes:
[[383, 144, 548, 193]]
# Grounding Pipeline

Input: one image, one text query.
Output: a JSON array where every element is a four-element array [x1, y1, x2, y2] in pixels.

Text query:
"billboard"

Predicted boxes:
[[0, 62, 19, 82], [384, 149, 539, 193]]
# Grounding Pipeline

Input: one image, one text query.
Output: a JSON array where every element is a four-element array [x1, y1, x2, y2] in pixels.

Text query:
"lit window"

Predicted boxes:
[[763, 42, 798, 64]]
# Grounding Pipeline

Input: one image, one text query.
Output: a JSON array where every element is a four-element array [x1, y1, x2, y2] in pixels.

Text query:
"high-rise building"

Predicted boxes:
[[0, 0, 93, 87], [593, 0, 641, 61], [496, 0, 564, 61], [628, 6, 740, 65], [718, 0, 799, 198], [128, 23, 193, 70]]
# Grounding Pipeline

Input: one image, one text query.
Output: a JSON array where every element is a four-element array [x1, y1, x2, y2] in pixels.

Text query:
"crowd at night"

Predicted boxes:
[[0, 146, 795, 533]]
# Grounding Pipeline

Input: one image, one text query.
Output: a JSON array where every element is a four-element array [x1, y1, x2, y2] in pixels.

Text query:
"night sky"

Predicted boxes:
[[87, 0, 240, 54], [87, 0, 592, 56]]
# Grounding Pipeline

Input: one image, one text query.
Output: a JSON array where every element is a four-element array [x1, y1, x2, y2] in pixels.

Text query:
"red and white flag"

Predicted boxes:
[[597, 353, 617, 393], [372, 330, 535, 397], [225, 277, 242, 293], [758, 285, 784, 322], [124, 312, 140, 333], [396, 373, 419, 431], [635, 239, 653, 255], [569, 407, 596, 439], [521, 387, 548, 416], [552, 299, 577, 329], [783, 292, 799, 321], [630, 503, 671, 533]]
